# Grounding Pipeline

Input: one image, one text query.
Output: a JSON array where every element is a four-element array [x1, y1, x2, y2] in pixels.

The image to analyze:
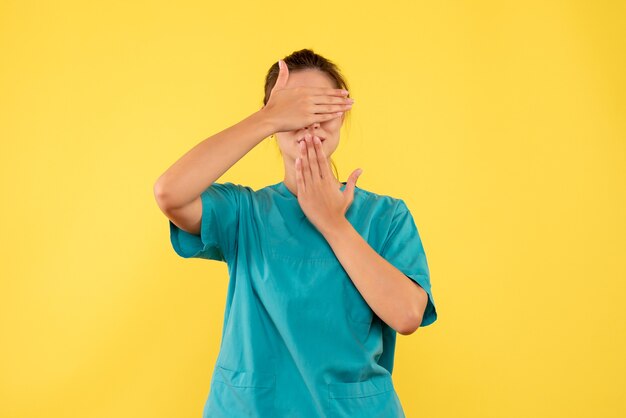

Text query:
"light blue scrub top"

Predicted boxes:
[[169, 181, 437, 418]]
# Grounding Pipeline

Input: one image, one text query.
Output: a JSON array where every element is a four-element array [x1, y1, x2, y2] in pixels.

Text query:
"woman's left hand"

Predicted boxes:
[[295, 133, 363, 234]]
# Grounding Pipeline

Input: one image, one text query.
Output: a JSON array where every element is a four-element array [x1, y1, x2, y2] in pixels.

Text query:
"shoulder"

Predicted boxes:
[[353, 185, 408, 214], [205, 182, 288, 210], [203, 181, 258, 197]]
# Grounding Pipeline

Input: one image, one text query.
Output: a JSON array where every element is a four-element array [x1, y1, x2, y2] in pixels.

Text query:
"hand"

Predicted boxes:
[[295, 133, 363, 234], [262, 59, 354, 133]]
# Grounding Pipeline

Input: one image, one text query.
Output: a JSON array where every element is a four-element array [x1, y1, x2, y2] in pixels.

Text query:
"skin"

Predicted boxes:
[[274, 68, 346, 198], [273, 66, 430, 335], [156, 60, 430, 335]]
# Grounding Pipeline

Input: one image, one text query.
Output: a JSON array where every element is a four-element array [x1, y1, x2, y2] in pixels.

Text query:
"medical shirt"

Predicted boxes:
[[169, 180, 438, 418]]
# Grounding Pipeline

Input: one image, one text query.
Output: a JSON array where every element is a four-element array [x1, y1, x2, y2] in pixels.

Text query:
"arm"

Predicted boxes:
[[153, 109, 274, 215], [154, 58, 349, 216], [293, 135, 429, 335], [320, 219, 429, 336]]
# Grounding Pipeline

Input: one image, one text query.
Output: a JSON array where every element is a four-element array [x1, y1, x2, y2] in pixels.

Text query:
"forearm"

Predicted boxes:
[[154, 108, 275, 209], [321, 219, 427, 335]]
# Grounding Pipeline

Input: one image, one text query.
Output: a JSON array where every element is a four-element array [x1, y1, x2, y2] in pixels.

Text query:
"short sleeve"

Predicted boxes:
[[379, 199, 438, 327], [168, 182, 242, 263]]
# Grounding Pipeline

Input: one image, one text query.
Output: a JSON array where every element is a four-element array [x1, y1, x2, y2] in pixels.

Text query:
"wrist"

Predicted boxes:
[[254, 107, 278, 138], [319, 217, 352, 240]]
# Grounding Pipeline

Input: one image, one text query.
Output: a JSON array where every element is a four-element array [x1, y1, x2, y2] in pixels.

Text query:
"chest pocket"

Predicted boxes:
[[264, 211, 339, 262]]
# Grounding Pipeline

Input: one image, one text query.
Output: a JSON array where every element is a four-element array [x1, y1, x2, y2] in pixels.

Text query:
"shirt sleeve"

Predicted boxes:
[[168, 181, 242, 263], [379, 199, 438, 327]]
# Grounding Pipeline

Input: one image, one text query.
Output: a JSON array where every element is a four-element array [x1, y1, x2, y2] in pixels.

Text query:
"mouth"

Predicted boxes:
[[297, 136, 325, 143]]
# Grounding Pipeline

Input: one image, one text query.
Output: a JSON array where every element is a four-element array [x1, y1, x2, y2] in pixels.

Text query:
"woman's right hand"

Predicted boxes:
[[262, 59, 354, 133]]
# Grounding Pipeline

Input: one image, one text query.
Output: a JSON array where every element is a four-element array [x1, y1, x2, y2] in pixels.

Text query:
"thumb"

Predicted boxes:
[[343, 168, 363, 201], [273, 59, 289, 91]]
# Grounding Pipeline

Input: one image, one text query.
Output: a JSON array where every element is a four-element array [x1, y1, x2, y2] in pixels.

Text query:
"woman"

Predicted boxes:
[[154, 49, 438, 418]]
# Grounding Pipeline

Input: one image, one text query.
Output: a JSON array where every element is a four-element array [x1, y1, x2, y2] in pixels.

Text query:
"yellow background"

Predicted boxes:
[[1, 1, 625, 417]]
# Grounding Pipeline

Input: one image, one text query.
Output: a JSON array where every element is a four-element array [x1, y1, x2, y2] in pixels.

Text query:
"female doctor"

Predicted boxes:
[[154, 48, 438, 418]]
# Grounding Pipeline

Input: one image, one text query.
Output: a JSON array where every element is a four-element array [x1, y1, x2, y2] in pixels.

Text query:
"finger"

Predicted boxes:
[[343, 168, 363, 200], [308, 87, 349, 97], [305, 137, 320, 182], [313, 135, 332, 180], [295, 157, 305, 194], [274, 59, 289, 91], [312, 111, 345, 123], [311, 95, 354, 106], [311, 102, 353, 115], [299, 140, 313, 186]]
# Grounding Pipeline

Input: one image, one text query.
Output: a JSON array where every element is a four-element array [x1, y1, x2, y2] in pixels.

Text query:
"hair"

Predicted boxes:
[[261, 48, 352, 181]]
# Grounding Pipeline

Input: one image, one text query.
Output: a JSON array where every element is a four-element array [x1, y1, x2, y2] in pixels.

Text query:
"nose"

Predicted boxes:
[[305, 122, 320, 130]]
